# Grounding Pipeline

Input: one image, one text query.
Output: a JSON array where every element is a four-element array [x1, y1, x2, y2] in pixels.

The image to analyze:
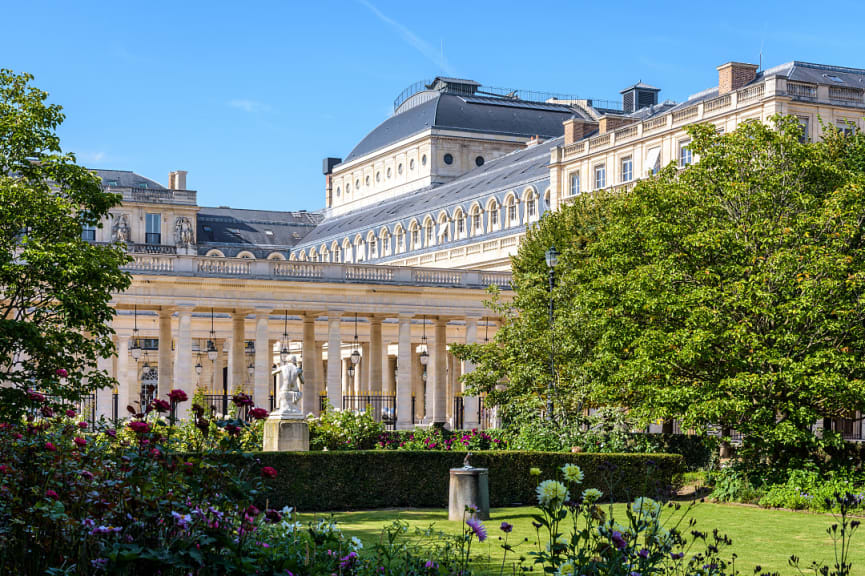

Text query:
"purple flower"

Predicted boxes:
[[466, 517, 487, 542], [424, 560, 438, 569], [500, 521, 513, 533], [611, 530, 627, 550], [671, 552, 684, 560], [638, 548, 649, 559]]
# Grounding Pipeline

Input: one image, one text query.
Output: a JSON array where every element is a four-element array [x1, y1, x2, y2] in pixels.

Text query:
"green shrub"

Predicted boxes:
[[375, 427, 510, 451], [757, 468, 865, 512], [236, 451, 683, 511], [307, 407, 385, 450]]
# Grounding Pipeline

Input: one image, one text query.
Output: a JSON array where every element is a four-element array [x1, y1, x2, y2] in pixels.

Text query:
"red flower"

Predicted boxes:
[[249, 408, 269, 420], [73, 437, 86, 448], [40, 406, 54, 418], [264, 509, 282, 523], [168, 389, 188, 403], [245, 504, 260, 517], [45, 441, 57, 452], [78, 421, 88, 429], [65, 409, 76, 418], [27, 389, 45, 402], [105, 429, 117, 438], [45, 489, 59, 499], [150, 448, 161, 458], [225, 424, 241, 436], [55, 368, 68, 378], [151, 399, 170, 413], [127, 421, 151, 434], [0, 465, 11, 474], [261, 466, 278, 479], [232, 393, 253, 407]]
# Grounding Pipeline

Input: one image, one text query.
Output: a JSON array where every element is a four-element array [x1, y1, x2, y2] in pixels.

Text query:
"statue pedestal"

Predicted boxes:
[[262, 415, 309, 452], [448, 467, 490, 521]]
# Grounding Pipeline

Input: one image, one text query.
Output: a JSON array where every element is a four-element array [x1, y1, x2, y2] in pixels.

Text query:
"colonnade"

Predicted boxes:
[[102, 306, 494, 429]]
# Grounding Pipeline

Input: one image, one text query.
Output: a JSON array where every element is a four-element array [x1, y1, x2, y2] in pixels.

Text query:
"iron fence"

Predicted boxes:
[[46, 394, 97, 426], [342, 395, 397, 430]]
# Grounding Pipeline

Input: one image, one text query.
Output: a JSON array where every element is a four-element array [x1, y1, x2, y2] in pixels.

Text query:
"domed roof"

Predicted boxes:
[[342, 91, 575, 164]]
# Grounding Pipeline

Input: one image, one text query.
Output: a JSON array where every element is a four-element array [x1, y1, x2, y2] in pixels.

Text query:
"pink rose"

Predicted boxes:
[[261, 466, 277, 479], [167, 389, 188, 403], [77, 421, 88, 429], [45, 441, 57, 452], [73, 437, 86, 448], [55, 368, 68, 378]]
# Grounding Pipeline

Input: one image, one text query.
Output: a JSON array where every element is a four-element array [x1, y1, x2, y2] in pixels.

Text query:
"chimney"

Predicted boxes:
[[526, 135, 541, 148], [322, 157, 341, 209], [168, 170, 187, 190], [717, 62, 758, 95], [598, 115, 637, 135], [563, 117, 599, 146]]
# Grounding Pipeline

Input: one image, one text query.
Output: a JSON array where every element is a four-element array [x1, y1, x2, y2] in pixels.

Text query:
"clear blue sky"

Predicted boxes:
[[4, 0, 864, 211]]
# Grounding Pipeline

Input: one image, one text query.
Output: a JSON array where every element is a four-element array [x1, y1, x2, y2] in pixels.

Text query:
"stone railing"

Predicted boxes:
[[615, 124, 639, 141], [672, 105, 699, 124], [703, 93, 732, 113], [124, 254, 512, 289], [588, 133, 611, 150], [114, 187, 197, 206], [737, 83, 764, 103]]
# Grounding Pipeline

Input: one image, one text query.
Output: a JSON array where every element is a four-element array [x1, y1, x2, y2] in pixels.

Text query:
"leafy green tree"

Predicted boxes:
[[456, 116, 865, 465], [0, 69, 129, 419]]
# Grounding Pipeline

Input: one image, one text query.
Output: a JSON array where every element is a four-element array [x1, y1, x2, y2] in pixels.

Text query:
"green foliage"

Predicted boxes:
[[242, 451, 682, 511], [457, 116, 865, 469], [375, 427, 510, 451], [308, 406, 385, 450], [0, 69, 130, 420]]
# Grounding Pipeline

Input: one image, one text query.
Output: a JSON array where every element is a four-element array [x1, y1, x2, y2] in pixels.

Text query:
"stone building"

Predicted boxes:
[[85, 61, 865, 437]]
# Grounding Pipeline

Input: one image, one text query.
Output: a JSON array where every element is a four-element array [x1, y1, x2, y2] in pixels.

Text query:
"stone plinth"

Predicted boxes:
[[448, 467, 490, 521], [262, 416, 309, 452]]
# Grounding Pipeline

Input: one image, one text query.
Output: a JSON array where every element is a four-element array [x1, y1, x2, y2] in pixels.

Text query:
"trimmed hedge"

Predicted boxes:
[[242, 451, 683, 511]]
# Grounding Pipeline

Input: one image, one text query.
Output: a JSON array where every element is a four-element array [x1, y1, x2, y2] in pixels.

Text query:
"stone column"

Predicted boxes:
[[396, 314, 413, 429], [411, 345, 423, 421], [253, 309, 271, 409], [384, 354, 396, 395], [326, 313, 342, 409], [232, 312, 246, 393], [95, 353, 113, 418], [359, 342, 369, 393], [301, 315, 319, 415], [116, 335, 130, 416], [368, 318, 383, 393], [316, 341, 325, 414], [342, 357, 351, 397], [212, 341, 224, 395], [431, 318, 448, 425], [225, 337, 233, 391], [158, 308, 173, 396], [173, 306, 194, 419], [127, 345, 138, 411], [463, 317, 480, 429]]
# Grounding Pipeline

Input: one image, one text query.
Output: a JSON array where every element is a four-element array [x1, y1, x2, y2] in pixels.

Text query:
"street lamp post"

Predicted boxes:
[[545, 246, 559, 423]]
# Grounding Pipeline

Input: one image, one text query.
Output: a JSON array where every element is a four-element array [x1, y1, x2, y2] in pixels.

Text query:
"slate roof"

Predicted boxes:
[[297, 137, 560, 248], [93, 169, 166, 190], [343, 92, 576, 163], [196, 207, 323, 252], [760, 61, 865, 87]]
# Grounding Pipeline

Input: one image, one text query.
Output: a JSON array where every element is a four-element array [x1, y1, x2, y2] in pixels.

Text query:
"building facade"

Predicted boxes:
[[85, 60, 865, 436]]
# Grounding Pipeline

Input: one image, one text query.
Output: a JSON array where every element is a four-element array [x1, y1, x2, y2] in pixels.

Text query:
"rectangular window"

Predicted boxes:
[[527, 198, 536, 217], [411, 229, 419, 248], [472, 213, 482, 233], [838, 119, 857, 136], [594, 164, 606, 189], [457, 217, 465, 235], [679, 141, 692, 167], [508, 203, 517, 222], [569, 172, 580, 196], [798, 116, 810, 143], [425, 226, 433, 245], [81, 224, 96, 242], [145, 213, 161, 244], [490, 208, 498, 227], [621, 157, 633, 182]]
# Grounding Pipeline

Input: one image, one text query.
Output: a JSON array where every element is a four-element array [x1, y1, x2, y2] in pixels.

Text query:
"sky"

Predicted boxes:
[[4, 0, 865, 211]]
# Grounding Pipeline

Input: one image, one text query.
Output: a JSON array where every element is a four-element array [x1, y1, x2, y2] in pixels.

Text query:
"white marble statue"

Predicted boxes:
[[270, 356, 304, 418], [112, 213, 130, 243], [174, 216, 194, 247]]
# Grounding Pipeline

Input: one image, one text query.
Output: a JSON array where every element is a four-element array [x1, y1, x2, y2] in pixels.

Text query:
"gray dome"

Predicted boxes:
[[343, 92, 574, 164]]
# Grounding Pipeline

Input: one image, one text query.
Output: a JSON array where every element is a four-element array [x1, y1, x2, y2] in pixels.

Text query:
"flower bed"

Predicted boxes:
[[243, 451, 683, 511]]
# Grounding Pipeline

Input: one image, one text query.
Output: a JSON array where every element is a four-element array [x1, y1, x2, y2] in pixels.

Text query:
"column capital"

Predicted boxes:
[[326, 310, 343, 319], [464, 312, 484, 321], [158, 307, 175, 317], [253, 305, 273, 315], [232, 308, 253, 318], [397, 312, 415, 321]]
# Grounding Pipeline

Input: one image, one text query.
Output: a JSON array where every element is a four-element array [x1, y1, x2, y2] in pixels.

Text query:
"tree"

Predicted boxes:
[[456, 116, 865, 465], [0, 69, 130, 420]]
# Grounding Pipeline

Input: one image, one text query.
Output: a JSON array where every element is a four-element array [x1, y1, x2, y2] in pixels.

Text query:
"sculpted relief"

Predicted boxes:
[[174, 216, 194, 247]]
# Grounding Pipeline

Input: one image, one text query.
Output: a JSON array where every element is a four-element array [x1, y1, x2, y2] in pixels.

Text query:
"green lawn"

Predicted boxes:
[[299, 503, 864, 575]]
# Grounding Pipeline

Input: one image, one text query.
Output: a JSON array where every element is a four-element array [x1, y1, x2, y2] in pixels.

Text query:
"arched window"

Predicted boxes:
[[487, 199, 500, 232], [523, 188, 538, 224], [332, 242, 342, 263], [367, 231, 378, 259], [438, 212, 450, 244], [423, 217, 435, 248], [453, 208, 466, 239], [394, 225, 406, 253], [342, 239, 353, 263], [309, 248, 317, 262], [354, 235, 365, 262], [380, 227, 391, 257], [505, 194, 518, 227], [320, 245, 329, 262], [236, 251, 255, 259], [469, 204, 483, 236], [408, 220, 421, 251], [267, 252, 286, 260], [205, 249, 225, 258]]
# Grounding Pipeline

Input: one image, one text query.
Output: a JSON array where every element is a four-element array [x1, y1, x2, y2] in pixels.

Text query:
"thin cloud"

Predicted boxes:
[[228, 99, 272, 113], [78, 151, 107, 164], [357, 0, 454, 75]]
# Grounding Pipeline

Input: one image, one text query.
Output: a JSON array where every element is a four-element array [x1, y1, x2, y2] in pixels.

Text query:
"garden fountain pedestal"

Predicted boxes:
[[448, 453, 489, 521], [262, 414, 309, 452]]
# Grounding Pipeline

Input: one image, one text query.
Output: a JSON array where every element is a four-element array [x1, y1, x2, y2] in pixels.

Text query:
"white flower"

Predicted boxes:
[[582, 488, 603, 504], [561, 463, 584, 484], [631, 497, 661, 519], [536, 479, 570, 507], [350, 536, 363, 550], [557, 560, 577, 576]]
